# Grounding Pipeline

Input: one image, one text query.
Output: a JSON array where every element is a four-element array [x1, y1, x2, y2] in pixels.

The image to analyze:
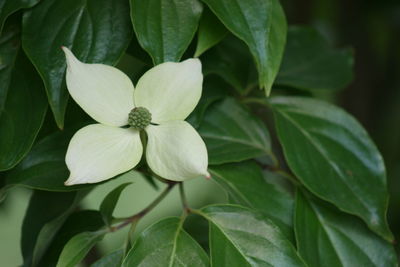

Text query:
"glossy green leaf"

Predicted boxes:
[[130, 0, 203, 64], [56, 231, 106, 267], [22, 0, 133, 128], [122, 217, 209, 267], [198, 98, 273, 165], [276, 26, 353, 91], [0, 0, 39, 33], [270, 96, 393, 241], [39, 210, 105, 267], [210, 161, 294, 239], [198, 205, 306, 267], [0, 22, 19, 111], [100, 182, 132, 226], [202, 0, 287, 95], [295, 191, 397, 267], [0, 51, 47, 171], [91, 250, 124, 267], [21, 190, 87, 267], [194, 8, 227, 57], [5, 125, 92, 191]]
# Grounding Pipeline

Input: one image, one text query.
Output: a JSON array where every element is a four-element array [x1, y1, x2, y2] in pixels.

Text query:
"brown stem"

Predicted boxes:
[[111, 182, 176, 231]]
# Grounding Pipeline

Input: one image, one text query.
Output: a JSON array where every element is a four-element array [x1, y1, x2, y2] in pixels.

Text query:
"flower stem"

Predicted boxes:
[[179, 182, 190, 213], [111, 182, 176, 231]]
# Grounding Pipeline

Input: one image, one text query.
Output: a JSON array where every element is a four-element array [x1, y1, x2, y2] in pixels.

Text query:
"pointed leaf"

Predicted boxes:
[[122, 217, 209, 267], [202, 0, 287, 94], [130, 0, 203, 64], [270, 96, 393, 241], [276, 26, 353, 91], [100, 182, 132, 226], [295, 191, 397, 267], [22, 0, 132, 128], [56, 231, 106, 267], [198, 205, 306, 267], [198, 98, 273, 165], [194, 8, 227, 57], [0, 50, 47, 171], [210, 161, 294, 239]]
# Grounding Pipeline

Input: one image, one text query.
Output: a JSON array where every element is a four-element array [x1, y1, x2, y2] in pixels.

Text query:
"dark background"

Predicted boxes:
[[283, 0, 400, 252]]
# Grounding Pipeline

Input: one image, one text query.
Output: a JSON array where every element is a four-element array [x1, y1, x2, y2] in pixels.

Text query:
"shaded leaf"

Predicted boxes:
[[5, 125, 92, 191], [0, 49, 47, 171], [122, 217, 209, 267], [0, 0, 39, 33], [295, 191, 397, 267], [130, 0, 203, 64], [276, 26, 353, 91], [39, 210, 105, 267], [198, 98, 273, 165], [198, 204, 306, 267], [210, 161, 294, 240], [270, 96, 393, 241], [202, 0, 287, 95], [194, 7, 227, 57], [22, 0, 133, 128], [21, 190, 87, 267]]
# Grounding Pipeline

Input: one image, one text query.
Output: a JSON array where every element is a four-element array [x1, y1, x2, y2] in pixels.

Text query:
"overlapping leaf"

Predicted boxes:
[[202, 0, 287, 95], [23, 0, 132, 128], [295, 191, 397, 267], [271, 96, 392, 241]]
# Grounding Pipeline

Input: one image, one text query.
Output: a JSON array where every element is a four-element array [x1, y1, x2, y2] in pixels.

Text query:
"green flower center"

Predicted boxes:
[[128, 107, 152, 130]]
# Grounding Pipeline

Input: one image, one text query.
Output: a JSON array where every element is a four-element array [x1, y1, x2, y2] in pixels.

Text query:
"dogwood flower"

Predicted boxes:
[[61, 47, 209, 185]]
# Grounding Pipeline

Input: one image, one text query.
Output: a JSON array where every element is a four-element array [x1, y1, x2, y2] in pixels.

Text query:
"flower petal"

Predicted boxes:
[[63, 47, 134, 126], [65, 124, 142, 185], [145, 121, 209, 181], [134, 59, 203, 123]]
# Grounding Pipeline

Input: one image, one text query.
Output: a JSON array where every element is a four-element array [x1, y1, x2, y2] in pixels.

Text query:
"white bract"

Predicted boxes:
[[62, 47, 209, 185]]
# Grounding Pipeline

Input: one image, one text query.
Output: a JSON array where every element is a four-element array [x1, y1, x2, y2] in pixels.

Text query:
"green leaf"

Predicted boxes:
[[197, 204, 306, 267], [0, 0, 39, 33], [276, 26, 353, 91], [202, 36, 256, 94], [91, 250, 124, 267], [210, 161, 294, 240], [295, 191, 397, 267], [130, 0, 203, 64], [194, 7, 227, 57], [0, 50, 47, 171], [100, 182, 132, 226], [187, 76, 228, 128], [202, 0, 287, 95], [270, 96, 393, 241], [122, 217, 209, 267], [39, 210, 105, 267], [22, 0, 133, 128], [21, 190, 87, 267], [0, 22, 19, 111], [198, 98, 274, 165], [5, 125, 92, 191], [56, 231, 106, 267]]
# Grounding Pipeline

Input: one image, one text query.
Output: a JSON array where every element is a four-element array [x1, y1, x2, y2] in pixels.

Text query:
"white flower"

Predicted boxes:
[[61, 47, 209, 185]]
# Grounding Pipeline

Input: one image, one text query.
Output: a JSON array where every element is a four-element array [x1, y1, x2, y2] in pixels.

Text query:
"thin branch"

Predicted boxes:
[[111, 182, 176, 231]]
